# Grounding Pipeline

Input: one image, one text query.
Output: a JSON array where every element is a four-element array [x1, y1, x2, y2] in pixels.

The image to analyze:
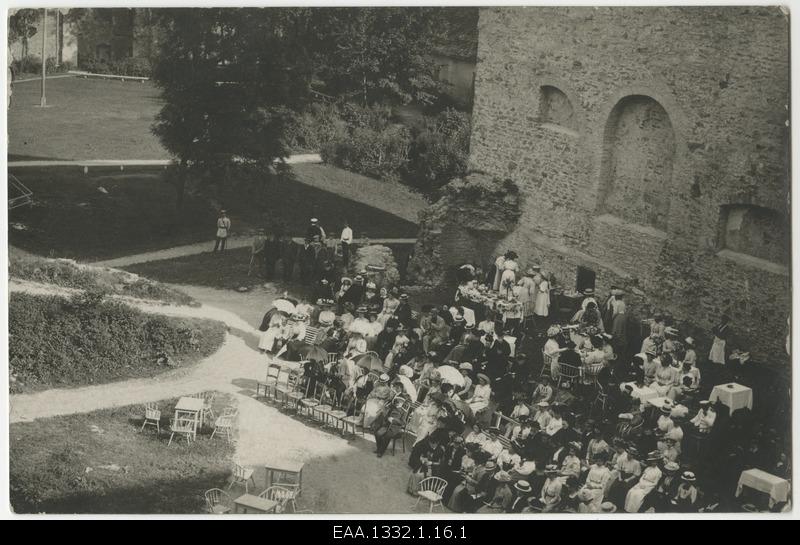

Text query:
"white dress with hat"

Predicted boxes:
[[500, 260, 519, 293], [534, 278, 551, 317], [624, 466, 662, 513], [468, 383, 491, 413], [493, 256, 506, 291]]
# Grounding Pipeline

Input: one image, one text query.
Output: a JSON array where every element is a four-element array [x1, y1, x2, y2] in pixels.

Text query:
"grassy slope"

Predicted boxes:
[[8, 166, 418, 261], [9, 292, 226, 393], [9, 395, 235, 514], [9, 246, 196, 305]]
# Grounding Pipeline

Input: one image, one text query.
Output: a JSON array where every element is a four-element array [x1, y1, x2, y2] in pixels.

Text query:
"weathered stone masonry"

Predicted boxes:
[[455, 6, 789, 362]]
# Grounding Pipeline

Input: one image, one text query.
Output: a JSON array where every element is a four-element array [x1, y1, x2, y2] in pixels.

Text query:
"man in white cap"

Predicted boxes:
[[213, 209, 231, 252]]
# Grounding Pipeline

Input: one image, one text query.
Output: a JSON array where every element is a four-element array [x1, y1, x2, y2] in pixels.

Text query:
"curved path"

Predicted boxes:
[[9, 279, 418, 514]]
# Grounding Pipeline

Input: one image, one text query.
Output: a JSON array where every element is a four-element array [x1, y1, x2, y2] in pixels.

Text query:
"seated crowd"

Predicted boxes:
[[256, 249, 791, 514]]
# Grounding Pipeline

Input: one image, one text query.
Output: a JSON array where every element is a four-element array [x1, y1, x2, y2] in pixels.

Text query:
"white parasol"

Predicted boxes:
[[436, 364, 466, 387], [272, 298, 296, 314], [396, 375, 418, 401]]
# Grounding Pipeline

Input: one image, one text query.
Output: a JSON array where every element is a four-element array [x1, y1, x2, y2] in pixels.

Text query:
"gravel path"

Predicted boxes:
[[9, 279, 420, 513]]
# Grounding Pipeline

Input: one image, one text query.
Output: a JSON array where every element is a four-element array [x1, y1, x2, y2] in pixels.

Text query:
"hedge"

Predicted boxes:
[[9, 292, 225, 393]]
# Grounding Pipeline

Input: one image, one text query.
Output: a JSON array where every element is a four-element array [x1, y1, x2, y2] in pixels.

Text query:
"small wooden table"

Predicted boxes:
[[736, 469, 790, 508], [233, 494, 278, 514], [264, 460, 305, 495], [175, 396, 205, 432]]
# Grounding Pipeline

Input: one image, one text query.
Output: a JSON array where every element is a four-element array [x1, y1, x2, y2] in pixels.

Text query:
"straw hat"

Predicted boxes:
[[600, 502, 617, 513], [378, 373, 390, 383], [514, 480, 532, 493], [398, 365, 414, 378], [682, 471, 696, 482], [477, 373, 491, 384], [459, 362, 473, 372], [663, 461, 680, 473], [494, 471, 513, 483], [546, 325, 561, 338]]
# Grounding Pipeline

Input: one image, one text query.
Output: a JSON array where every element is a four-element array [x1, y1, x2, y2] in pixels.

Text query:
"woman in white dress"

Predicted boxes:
[[467, 373, 492, 413], [517, 268, 537, 317], [534, 272, 551, 318], [544, 326, 563, 378], [624, 453, 663, 513], [500, 252, 519, 297], [578, 451, 612, 513]]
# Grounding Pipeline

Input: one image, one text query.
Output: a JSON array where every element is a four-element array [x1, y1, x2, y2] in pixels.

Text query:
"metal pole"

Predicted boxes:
[[40, 8, 47, 107]]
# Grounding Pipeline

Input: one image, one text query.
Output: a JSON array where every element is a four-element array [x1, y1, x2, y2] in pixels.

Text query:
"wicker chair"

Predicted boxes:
[[414, 476, 448, 512], [204, 488, 232, 514]]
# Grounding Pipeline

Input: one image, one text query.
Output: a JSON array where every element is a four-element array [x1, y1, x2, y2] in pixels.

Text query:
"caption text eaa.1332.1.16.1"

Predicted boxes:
[[333, 525, 468, 540]]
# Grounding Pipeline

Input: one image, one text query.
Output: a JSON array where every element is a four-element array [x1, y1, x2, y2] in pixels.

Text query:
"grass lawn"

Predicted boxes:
[[8, 165, 418, 261], [9, 394, 236, 514], [8, 77, 166, 161]]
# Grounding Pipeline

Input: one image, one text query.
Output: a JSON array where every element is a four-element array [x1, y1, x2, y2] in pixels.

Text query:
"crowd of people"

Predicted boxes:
[[255, 224, 791, 514]]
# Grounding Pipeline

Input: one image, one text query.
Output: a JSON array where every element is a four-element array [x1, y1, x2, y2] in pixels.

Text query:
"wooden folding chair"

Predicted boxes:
[[257, 362, 283, 399], [140, 402, 161, 435]]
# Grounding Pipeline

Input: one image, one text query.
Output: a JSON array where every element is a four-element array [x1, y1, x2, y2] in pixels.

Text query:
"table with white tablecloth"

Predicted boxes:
[[709, 383, 753, 413], [736, 469, 790, 508]]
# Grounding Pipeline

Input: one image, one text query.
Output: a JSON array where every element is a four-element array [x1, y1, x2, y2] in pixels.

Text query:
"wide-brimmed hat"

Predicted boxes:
[[600, 502, 617, 513], [544, 464, 559, 475], [569, 441, 582, 452], [366, 282, 377, 290], [459, 362, 473, 372], [356, 305, 368, 314], [354, 274, 364, 282], [399, 293, 409, 301], [645, 346, 658, 356], [537, 401, 550, 408], [378, 373, 390, 383], [663, 461, 680, 473], [582, 288, 595, 296], [477, 373, 490, 384], [514, 480, 532, 493], [661, 405, 673, 415], [684, 337, 695, 347], [340, 277, 352, 285], [398, 365, 414, 378], [493, 471, 513, 483], [484, 460, 497, 470], [682, 471, 696, 482], [546, 325, 561, 338], [310, 218, 318, 223]]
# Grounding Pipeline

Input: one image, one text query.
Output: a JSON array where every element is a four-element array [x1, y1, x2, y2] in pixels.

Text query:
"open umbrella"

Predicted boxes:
[[437, 364, 465, 387], [272, 298, 296, 314], [298, 344, 328, 363], [396, 375, 418, 401], [353, 352, 384, 371]]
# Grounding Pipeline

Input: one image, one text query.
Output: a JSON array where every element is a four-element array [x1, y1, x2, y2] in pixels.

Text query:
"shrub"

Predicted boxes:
[[352, 244, 400, 288], [9, 292, 225, 393], [405, 108, 471, 195], [78, 56, 152, 77]]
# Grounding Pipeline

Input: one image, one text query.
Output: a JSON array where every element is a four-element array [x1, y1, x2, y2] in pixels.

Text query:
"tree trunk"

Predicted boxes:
[[174, 160, 187, 211]]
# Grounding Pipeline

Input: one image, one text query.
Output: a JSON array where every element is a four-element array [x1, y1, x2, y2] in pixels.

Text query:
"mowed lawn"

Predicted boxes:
[[9, 395, 236, 514], [8, 77, 167, 161], [8, 166, 418, 261]]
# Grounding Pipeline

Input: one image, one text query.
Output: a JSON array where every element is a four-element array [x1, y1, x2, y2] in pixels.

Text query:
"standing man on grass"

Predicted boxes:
[[340, 219, 353, 268], [213, 210, 231, 253]]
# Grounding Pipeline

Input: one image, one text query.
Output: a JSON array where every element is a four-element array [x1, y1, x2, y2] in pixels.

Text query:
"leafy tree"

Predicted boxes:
[[150, 8, 314, 207], [306, 7, 444, 106], [8, 8, 41, 58]]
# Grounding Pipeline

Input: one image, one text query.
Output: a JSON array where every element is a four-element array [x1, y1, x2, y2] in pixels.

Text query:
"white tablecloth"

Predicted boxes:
[[620, 382, 658, 402], [709, 383, 753, 412], [736, 469, 790, 507]]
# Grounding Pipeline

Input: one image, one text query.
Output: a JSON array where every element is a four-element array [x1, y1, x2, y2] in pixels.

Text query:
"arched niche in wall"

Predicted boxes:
[[597, 95, 676, 232], [719, 204, 789, 266], [538, 85, 577, 132]]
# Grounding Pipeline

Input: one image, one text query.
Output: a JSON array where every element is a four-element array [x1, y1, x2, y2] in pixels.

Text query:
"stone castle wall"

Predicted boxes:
[[461, 6, 790, 362]]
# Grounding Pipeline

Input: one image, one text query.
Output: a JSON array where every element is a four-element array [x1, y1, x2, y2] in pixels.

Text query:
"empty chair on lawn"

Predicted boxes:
[[140, 402, 161, 435], [257, 362, 283, 400], [414, 476, 448, 512], [259, 486, 310, 514], [313, 386, 339, 426], [168, 412, 197, 446], [201, 391, 216, 425], [284, 367, 307, 412], [341, 398, 366, 437], [210, 407, 238, 442], [228, 463, 256, 493], [204, 488, 232, 514], [299, 381, 325, 419]]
